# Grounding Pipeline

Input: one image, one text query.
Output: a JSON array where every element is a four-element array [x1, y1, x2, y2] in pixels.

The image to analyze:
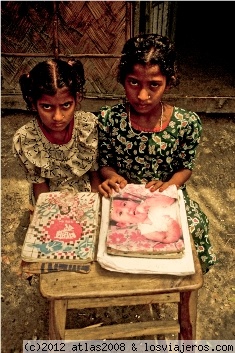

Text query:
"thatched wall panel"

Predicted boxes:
[[1, 1, 130, 102], [57, 1, 126, 55], [83, 58, 123, 96], [1, 2, 54, 54]]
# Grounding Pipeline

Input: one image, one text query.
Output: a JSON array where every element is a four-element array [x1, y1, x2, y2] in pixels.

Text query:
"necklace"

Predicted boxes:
[[128, 101, 164, 135]]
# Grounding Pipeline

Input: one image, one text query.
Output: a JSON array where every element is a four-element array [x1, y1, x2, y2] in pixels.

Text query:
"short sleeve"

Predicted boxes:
[[12, 122, 46, 184], [75, 111, 99, 172]]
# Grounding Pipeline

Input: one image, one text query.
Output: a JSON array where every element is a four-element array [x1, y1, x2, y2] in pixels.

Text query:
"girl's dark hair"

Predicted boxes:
[[19, 59, 85, 110], [117, 33, 179, 88]]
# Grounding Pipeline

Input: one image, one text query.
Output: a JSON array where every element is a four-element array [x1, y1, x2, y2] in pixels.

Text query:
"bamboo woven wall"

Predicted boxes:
[[1, 1, 179, 111], [1, 2, 55, 92], [1, 1, 132, 102], [2, 1, 233, 112]]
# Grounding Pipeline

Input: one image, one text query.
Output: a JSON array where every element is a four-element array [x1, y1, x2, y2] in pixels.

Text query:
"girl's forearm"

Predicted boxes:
[[100, 166, 119, 180], [147, 168, 192, 192], [89, 171, 102, 192], [33, 182, 50, 202], [168, 169, 192, 187]]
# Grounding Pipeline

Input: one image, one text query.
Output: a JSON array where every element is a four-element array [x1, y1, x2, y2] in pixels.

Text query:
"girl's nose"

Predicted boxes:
[[138, 88, 150, 101], [53, 109, 64, 121]]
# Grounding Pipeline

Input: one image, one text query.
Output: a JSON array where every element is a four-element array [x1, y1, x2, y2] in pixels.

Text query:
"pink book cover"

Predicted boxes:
[[21, 191, 100, 263], [106, 184, 185, 258]]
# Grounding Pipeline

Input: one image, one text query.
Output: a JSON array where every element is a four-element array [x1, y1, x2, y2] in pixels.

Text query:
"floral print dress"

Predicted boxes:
[[98, 103, 216, 272], [13, 111, 99, 205]]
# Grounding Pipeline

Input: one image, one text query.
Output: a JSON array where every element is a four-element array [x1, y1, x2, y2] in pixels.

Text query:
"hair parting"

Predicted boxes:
[[19, 58, 86, 110]]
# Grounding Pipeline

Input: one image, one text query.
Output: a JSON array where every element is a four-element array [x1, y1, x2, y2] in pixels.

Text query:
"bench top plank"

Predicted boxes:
[[40, 245, 203, 300]]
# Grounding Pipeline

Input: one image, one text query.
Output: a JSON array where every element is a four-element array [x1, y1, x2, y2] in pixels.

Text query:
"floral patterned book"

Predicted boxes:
[[21, 191, 100, 263], [106, 184, 185, 259]]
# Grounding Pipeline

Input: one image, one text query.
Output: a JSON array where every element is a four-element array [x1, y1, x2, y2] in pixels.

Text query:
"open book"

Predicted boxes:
[[106, 184, 185, 258], [97, 186, 195, 276], [21, 191, 100, 264]]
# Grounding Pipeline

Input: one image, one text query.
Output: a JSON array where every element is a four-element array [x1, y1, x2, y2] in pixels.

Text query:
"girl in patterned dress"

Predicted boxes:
[[97, 34, 216, 272], [13, 59, 101, 210]]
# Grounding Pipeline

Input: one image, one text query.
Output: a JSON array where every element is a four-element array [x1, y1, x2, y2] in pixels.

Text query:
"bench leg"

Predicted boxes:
[[49, 299, 67, 339], [178, 290, 198, 340]]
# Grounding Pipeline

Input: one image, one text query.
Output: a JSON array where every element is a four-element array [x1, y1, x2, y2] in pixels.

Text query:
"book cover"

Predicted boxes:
[[21, 191, 100, 263], [97, 188, 195, 276], [106, 184, 185, 258], [20, 260, 91, 274]]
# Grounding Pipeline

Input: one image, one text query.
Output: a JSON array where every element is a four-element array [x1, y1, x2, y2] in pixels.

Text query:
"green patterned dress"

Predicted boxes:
[[98, 103, 216, 273]]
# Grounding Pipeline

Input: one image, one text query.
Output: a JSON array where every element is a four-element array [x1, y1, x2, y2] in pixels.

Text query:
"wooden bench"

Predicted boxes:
[[40, 241, 203, 340]]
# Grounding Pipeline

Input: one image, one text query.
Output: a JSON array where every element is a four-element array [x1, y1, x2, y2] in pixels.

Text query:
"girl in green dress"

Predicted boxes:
[[97, 33, 216, 273]]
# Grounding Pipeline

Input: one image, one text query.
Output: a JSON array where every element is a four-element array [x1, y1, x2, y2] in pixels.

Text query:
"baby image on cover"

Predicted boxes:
[[106, 184, 185, 258]]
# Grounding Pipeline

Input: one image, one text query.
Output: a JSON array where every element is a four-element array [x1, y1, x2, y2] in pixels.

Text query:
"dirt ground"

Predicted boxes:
[[1, 110, 235, 353]]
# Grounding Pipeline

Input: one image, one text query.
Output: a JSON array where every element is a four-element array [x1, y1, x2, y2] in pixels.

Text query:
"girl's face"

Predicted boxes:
[[124, 64, 167, 115], [35, 87, 76, 132], [111, 199, 148, 224]]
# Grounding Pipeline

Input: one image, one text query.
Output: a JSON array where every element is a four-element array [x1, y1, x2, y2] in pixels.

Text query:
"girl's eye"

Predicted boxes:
[[150, 82, 159, 88], [42, 104, 52, 110], [63, 102, 71, 108], [129, 79, 138, 86]]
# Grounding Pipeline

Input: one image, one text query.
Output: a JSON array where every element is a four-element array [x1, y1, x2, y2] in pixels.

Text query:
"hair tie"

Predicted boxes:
[[68, 60, 74, 66]]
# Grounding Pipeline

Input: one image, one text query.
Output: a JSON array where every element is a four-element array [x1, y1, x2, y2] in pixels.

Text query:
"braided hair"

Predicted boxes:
[[19, 59, 85, 110]]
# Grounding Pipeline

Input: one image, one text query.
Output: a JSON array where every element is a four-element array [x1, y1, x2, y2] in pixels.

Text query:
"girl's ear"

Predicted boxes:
[[31, 100, 37, 111], [76, 92, 82, 103], [75, 93, 82, 111]]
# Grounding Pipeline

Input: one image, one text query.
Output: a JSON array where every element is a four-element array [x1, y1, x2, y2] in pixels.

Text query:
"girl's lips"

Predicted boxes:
[[53, 123, 64, 128], [135, 103, 150, 110]]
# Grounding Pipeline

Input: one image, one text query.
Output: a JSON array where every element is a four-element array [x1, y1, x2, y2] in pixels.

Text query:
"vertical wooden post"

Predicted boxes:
[[125, 2, 134, 39], [179, 290, 198, 340], [53, 1, 59, 59], [132, 2, 140, 37], [49, 299, 68, 339]]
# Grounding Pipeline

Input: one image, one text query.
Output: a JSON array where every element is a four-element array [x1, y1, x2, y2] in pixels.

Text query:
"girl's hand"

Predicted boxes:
[[146, 180, 175, 192], [146, 169, 191, 192], [98, 176, 127, 198]]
